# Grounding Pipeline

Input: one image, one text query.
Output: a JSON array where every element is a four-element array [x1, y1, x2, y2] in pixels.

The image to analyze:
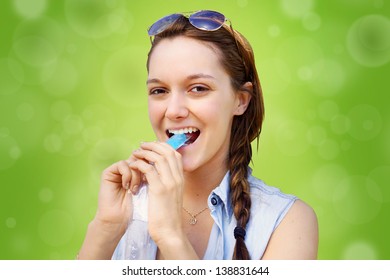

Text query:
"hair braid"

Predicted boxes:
[[230, 115, 253, 260]]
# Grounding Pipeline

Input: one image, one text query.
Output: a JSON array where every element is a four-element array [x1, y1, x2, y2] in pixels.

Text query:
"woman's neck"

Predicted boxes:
[[182, 163, 228, 209]]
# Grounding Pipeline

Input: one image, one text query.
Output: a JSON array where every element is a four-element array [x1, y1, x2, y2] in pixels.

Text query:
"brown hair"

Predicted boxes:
[[146, 16, 264, 260]]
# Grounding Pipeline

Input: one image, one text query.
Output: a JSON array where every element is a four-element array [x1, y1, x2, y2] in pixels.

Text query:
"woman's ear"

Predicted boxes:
[[234, 82, 252, 116]]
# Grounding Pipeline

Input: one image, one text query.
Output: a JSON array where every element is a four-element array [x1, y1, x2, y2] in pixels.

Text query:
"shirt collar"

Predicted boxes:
[[209, 168, 253, 220]]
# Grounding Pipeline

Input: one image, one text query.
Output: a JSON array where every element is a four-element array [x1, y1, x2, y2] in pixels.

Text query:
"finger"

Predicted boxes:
[[139, 142, 183, 181], [132, 149, 174, 178], [129, 168, 142, 194], [116, 160, 133, 189], [129, 160, 162, 192], [102, 161, 131, 188], [132, 149, 184, 191], [126, 153, 142, 194], [140, 141, 175, 154], [130, 159, 184, 200]]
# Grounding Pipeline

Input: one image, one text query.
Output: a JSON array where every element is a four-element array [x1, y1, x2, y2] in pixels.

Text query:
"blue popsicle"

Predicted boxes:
[[166, 133, 189, 150]]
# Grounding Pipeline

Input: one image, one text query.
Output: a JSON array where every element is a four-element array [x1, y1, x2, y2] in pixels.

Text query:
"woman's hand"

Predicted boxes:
[[78, 154, 142, 259], [130, 141, 185, 246], [79, 142, 198, 259], [130, 141, 198, 259]]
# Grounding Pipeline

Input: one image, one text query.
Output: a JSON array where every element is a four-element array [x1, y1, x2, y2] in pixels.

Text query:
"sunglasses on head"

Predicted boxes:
[[147, 10, 231, 37]]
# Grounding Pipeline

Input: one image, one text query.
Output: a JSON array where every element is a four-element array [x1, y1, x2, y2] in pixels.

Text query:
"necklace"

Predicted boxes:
[[182, 206, 209, 225]]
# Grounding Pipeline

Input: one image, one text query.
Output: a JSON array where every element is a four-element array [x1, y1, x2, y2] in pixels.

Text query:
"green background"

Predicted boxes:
[[1, 0, 389, 260]]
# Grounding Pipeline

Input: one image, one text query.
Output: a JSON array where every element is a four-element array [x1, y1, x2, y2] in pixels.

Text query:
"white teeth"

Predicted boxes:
[[168, 127, 199, 135]]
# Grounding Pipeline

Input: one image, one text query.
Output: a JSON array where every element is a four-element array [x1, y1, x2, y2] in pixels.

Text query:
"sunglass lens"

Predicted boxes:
[[148, 13, 181, 36], [189, 10, 225, 31]]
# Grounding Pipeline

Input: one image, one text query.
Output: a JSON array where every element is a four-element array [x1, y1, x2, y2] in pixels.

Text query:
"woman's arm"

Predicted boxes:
[[261, 200, 318, 259], [78, 218, 127, 259]]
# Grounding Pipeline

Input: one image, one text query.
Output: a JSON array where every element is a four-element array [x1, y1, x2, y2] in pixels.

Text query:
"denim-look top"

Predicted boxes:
[[112, 170, 297, 260]]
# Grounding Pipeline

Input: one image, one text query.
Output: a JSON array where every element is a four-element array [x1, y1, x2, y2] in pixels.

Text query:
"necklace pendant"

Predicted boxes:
[[189, 216, 197, 225]]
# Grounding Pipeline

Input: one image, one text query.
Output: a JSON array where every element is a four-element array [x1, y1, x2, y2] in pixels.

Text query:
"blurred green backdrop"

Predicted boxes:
[[1, 0, 389, 260]]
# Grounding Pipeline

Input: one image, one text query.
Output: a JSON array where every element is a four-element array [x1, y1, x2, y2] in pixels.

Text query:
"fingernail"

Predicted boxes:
[[131, 185, 139, 195], [125, 182, 129, 189]]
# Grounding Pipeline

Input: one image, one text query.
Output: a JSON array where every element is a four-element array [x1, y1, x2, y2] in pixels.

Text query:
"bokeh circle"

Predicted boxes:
[[333, 175, 382, 224], [38, 210, 75, 247], [347, 14, 390, 67]]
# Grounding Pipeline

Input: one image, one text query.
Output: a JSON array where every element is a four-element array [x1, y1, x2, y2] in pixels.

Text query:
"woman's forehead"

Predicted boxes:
[[149, 37, 222, 68], [148, 36, 225, 78], [150, 36, 221, 64]]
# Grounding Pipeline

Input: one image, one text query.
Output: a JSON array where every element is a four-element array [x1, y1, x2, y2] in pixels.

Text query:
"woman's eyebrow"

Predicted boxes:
[[146, 78, 162, 85], [146, 74, 216, 85], [186, 73, 216, 80]]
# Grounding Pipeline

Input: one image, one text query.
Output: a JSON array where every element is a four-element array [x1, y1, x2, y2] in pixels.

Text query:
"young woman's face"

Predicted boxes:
[[147, 36, 242, 173]]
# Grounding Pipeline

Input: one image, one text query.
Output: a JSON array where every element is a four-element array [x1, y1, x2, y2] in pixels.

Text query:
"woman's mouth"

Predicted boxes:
[[166, 127, 201, 146]]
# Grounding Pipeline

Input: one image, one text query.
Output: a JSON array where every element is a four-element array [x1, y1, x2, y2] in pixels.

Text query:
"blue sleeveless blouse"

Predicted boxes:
[[112, 170, 297, 260]]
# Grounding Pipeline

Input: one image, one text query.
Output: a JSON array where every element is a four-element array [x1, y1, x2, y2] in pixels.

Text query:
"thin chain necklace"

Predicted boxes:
[[182, 206, 209, 225]]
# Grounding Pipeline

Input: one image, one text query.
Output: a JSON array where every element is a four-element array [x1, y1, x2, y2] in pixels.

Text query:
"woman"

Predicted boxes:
[[78, 10, 318, 260]]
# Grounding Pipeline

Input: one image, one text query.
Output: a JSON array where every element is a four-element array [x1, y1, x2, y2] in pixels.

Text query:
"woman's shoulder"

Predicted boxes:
[[246, 174, 318, 259], [247, 174, 297, 206], [246, 175, 297, 229], [261, 199, 319, 259]]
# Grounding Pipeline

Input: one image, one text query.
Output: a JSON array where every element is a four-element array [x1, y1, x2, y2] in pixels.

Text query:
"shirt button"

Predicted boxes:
[[211, 197, 218, 206]]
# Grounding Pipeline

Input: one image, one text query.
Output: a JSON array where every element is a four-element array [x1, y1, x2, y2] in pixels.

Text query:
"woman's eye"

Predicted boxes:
[[190, 86, 208, 93], [149, 88, 167, 95]]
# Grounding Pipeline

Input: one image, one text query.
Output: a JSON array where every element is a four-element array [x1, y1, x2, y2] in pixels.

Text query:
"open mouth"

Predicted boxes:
[[166, 127, 200, 146]]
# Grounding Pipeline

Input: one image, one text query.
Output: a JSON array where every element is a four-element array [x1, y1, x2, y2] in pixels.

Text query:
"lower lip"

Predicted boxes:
[[179, 135, 200, 151]]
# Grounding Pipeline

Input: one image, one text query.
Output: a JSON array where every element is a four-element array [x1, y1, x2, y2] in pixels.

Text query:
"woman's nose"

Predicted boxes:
[[165, 92, 189, 120]]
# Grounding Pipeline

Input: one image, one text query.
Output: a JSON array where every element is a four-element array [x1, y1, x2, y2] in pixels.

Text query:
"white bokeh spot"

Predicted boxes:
[[13, 0, 47, 19], [275, 120, 309, 156], [306, 125, 327, 146], [347, 104, 382, 141], [342, 241, 378, 259], [318, 100, 339, 122], [280, 0, 314, 19], [6, 217, 17, 229], [333, 176, 382, 224], [312, 163, 348, 201], [347, 14, 390, 67], [38, 210, 75, 247], [318, 139, 340, 160], [39, 188, 54, 203], [368, 165, 390, 202], [302, 12, 321, 31], [0, 58, 24, 96], [0, 135, 21, 170]]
